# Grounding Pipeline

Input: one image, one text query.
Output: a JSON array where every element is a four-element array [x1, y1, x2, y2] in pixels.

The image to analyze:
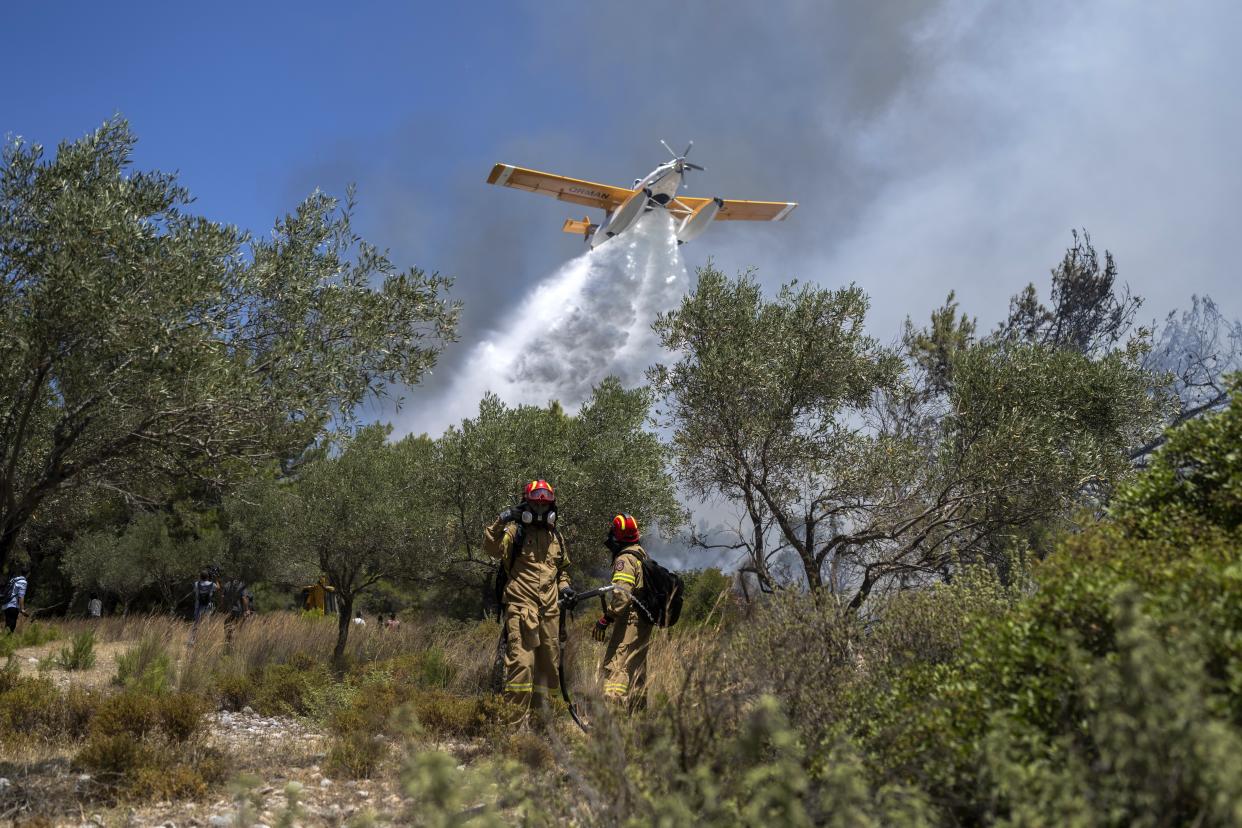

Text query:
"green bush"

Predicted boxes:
[[678, 567, 733, 626], [115, 633, 173, 693], [251, 658, 336, 718], [53, 630, 97, 670], [0, 622, 60, 657]]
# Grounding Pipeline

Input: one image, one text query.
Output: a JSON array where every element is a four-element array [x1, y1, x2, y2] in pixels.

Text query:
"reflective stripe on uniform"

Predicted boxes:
[[603, 682, 629, 693], [505, 682, 534, 692], [611, 572, 637, 585]]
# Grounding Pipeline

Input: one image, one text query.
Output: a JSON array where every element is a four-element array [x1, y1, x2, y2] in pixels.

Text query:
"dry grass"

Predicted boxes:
[[14, 609, 727, 721]]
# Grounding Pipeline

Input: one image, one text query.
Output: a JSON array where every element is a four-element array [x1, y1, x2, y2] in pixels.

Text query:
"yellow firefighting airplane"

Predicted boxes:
[[486, 141, 797, 248]]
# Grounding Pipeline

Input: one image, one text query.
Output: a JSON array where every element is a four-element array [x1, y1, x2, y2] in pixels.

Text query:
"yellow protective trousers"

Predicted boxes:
[[502, 604, 561, 721], [600, 609, 653, 711]]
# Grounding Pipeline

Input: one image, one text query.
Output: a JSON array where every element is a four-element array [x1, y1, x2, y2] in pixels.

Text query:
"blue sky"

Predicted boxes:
[[5, 3, 545, 234], [5, 1, 1241, 440]]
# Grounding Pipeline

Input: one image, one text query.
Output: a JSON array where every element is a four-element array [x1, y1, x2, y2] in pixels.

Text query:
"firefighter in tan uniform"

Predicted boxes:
[[592, 514, 654, 710], [484, 479, 573, 722]]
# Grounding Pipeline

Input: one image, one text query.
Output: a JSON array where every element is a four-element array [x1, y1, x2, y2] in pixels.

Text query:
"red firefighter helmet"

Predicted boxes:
[[523, 479, 555, 504], [610, 513, 641, 543]]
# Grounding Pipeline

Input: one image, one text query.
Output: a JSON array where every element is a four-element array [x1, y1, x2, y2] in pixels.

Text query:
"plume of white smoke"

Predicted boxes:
[[404, 211, 687, 435]]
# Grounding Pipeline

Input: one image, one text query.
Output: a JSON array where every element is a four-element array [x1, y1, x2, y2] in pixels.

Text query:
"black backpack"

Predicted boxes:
[[634, 558, 684, 628]]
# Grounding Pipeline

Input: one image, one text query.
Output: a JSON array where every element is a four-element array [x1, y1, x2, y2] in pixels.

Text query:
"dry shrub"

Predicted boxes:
[[0, 674, 97, 742], [504, 730, 555, 771], [91, 690, 209, 741], [722, 591, 864, 739], [214, 671, 254, 711], [77, 732, 227, 801], [325, 731, 388, 779], [77, 688, 222, 802], [411, 690, 486, 738]]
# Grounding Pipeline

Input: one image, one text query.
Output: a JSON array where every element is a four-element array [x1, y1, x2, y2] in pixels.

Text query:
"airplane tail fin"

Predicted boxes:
[[561, 216, 596, 241]]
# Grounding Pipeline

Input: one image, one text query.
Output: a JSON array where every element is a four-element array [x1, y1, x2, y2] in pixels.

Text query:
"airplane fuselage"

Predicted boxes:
[[635, 160, 684, 206], [593, 160, 686, 246]]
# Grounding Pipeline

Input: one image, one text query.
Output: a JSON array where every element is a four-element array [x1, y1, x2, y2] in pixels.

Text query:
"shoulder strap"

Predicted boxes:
[[505, 523, 525, 573]]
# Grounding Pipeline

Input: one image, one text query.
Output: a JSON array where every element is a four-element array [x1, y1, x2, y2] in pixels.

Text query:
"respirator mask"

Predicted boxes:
[[521, 501, 557, 527]]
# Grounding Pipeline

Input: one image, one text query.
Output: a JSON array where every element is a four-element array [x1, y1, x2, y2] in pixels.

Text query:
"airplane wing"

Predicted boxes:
[[487, 164, 634, 211], [671, 196, 797, 222]]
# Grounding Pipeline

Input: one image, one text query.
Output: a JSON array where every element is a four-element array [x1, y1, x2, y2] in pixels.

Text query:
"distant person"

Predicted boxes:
[[193, 569, 218, 622], [224, 578, 251, 622], [3, 566, 29, 633], [385, 614, 400, 632], [352, 611, 366, 627], [87, 592, 103, 619]]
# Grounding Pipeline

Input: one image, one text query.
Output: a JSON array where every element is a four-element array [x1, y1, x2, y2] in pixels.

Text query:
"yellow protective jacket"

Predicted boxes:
[[604, 544, 649, 622], [484, 519, 571, 618]]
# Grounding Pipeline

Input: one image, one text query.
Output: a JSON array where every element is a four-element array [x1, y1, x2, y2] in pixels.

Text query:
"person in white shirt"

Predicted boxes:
[[3, 567, 29, 633], [87, 592, 103, 619], [352, 611, 366, 627]]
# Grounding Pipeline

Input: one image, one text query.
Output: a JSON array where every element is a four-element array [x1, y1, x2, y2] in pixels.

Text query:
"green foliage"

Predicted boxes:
[[650, 266, 901, 593], [63, 512, 213, 610], [52, 630, 96, 670], [0, 622, 59, 657], [678, 567, 732, 625], [434, 378, 685, 585], [0, 118, 458, 570], [233, 425, 442, 660], [398, 750, 521, 828], [1114, 372, 1242, 531], [115, 633, 174, 693], [250, 656, 339, 718]]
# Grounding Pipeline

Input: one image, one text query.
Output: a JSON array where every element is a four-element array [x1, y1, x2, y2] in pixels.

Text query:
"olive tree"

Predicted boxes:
[[649, 268, 904, 593], [61, 511, 215, 613], [652, 264, 1161, 606], [433, 378, 684, 599], [238, 425, 441, 661], [0, 120, 459, 571]]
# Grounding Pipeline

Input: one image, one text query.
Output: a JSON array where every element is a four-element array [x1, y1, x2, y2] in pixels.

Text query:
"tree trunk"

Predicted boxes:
[[333, 593, 353, 665], [0, 520, 21, 576]]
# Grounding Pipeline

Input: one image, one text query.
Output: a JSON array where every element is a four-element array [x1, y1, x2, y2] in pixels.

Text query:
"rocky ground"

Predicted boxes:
[[0, 705, 448, 827]]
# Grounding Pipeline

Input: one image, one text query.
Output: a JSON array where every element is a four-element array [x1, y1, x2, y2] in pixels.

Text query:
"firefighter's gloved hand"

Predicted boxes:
[[559, 586, 576, 606], [592, 615, 613, 642]]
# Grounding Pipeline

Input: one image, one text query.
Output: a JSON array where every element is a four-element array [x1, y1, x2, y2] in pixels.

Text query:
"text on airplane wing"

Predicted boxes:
[[487, 164, 633, 211]]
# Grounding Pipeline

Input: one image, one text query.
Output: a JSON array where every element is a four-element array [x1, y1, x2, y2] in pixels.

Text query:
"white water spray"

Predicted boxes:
[[410, 212, 688, 435]]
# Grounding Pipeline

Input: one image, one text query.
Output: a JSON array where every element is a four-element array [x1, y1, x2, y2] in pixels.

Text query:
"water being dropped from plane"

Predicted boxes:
[[414, 212, 688, 435]]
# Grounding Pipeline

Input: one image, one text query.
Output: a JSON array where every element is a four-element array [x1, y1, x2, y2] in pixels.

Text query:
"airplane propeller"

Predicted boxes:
[[660, 139, 704, 190]]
